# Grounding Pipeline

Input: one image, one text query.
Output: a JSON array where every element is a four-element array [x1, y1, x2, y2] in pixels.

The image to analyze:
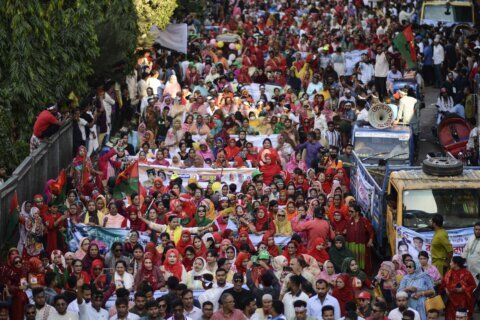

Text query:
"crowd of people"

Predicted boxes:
[[6, 0, 480, 319]]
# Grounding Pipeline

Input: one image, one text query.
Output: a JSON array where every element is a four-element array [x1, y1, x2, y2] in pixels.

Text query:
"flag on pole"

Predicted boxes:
[[113, 161, 139, 199], [393, 25, 417, 69], [5, 191, 19, 248]]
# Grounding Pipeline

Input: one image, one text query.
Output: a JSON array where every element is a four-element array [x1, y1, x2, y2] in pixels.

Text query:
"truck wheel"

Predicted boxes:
[[422, 157, 463, 176]]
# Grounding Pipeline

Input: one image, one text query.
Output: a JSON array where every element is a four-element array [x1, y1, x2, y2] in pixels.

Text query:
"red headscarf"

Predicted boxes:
[[308, 238, 330, 264], [193, 236, 208, 258], [182, 246, 195, 271], [253, 206, 274, 233], [176, 230, 193, 257], [262, 231, 279, 257], [235, 252, 251, 274], [28, 257, 45, 286], [163, 249, 183, 280], [332, 273, 355, 316], [235, 230, 255, 252], [145, 242, 161, 266]]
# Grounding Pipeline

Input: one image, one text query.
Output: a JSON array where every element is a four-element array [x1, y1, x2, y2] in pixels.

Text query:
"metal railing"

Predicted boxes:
[[0, 121, 73, 245]]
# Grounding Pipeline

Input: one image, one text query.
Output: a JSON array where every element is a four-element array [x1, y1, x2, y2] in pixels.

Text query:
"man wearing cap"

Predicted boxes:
[[455, 308, 469, 320], [206, 96, 219, 116], [31, 103, 69, 153], [224, 273, 252, 309], [306, 74, 324, 96], [387, 291, 420, 320], [356, 291, 372, 318]]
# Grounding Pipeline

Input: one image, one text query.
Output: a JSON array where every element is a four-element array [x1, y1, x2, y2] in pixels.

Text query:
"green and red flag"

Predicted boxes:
[[393, 25, 417, 68], [49, 169, 68, 207], [5, 191, 19, 249], [113, 160, 140, 199]]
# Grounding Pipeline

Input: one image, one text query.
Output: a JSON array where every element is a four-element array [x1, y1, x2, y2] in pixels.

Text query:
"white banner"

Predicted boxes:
[[151, 23, 188, 54], [139, 163, 256, 190], [396, 226, 473, 258], [192, 134, 279, 150], [355, 165, 374, 214], [345, 50, 369, 76], [243, 83, 282, 103]]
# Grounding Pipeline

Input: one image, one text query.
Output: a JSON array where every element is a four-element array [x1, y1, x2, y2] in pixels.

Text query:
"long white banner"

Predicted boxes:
[[139, 163, 256, 190], [396, 225, 473, 258]]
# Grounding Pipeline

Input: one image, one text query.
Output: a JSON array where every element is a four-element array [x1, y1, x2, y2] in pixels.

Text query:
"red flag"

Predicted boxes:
[[403, 25, 417, 63], [82, 158, 91, 186], [9, 191, 18, 214], [113, 161, 140, 198]]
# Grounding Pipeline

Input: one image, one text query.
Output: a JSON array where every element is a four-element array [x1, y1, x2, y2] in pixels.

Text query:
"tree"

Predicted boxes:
[[135, 0, 178, 37], [0, 0, 139, 171]]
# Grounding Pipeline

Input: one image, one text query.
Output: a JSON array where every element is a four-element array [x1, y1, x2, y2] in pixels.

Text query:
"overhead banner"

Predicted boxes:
[[345, 50, 369, 75], [139, 164, 256, 190], [243, 83, 281, 102], [68, 223, 290, 253], [396, 226, 473, 258], [192, 134, 279, 150], [67, 223, 151, 254], [152, 23, 188, 54]]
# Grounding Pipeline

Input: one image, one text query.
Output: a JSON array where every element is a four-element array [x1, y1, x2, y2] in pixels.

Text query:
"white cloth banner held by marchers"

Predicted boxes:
[[151, 23, 188, 54], [139, 163, 256, 190]]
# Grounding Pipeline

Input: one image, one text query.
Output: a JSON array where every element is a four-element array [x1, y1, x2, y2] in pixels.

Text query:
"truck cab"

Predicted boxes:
[[420, 0, 476, 26], [352, 125, 414, 166], [351, 152, 480, 257]]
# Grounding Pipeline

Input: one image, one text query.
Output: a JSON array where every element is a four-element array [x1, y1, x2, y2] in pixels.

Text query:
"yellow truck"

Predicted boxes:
[[351, 153, 480, 257], [420, 0, 476, 26]]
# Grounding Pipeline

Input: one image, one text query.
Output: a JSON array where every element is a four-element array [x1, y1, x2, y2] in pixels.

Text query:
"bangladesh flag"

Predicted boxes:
[[5, 191, 19, 250], [393, 25, 417, 69], [113, 161, 139, 199], [50, 169, 68, 207]]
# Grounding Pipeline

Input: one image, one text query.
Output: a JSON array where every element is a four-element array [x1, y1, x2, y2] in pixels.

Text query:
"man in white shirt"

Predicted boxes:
[[307, 280, 341, 320], [387, 291, 420, 320], [462, 222, 480, 284], [182, 289, 202, 320], [374, 46, 389, 101], [199, 269, 233, 311], [75, 279, 108, 320], [110, 298, 140, 320], [306, 74, 324, 96], [282, 275, 309, 320], [358, 54, 374, 86], [48, 295, 79, 320], [146, 70, 162, 96], [433, 39, 445, 88], [33, 287, 54, 320]]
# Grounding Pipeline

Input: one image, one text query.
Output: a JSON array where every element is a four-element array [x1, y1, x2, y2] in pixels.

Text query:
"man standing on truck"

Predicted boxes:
[[430, 214, 453, 277], [346, 204, 375, 275]]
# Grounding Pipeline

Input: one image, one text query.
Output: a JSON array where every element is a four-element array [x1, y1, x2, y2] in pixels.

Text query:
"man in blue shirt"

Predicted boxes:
[[422, 39, 433, 86]]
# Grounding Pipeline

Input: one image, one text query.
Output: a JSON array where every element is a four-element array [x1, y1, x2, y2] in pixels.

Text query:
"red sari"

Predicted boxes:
[[308, 238, 330, 264], [442, 267, 477, 319], [332, 273, 355, 317], [262, 231, 280, 257]]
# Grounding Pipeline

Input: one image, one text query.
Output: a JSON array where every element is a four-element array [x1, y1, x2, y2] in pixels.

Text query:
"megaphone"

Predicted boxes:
[[368, 103, 394, 129]]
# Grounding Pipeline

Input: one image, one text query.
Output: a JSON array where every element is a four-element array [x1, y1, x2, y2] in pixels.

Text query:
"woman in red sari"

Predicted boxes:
[[8, 254, 29, 320], [262, 231, 280, 257], [90, 259, 108, 292], [332, 273, 355, 317], [442, 256, 477, 319], [252, 206, 275, 235], [192, 236, 208, 258], [234, 252, 250, 276], [133, 252, 165, 291], [308, 238, 330, 265], [27, 257, 45, 287], [176, 230, 193, 257]]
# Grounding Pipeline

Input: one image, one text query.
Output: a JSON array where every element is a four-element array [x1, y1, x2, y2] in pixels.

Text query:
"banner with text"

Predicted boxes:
[[395, 225, 473, 258], [139, 164, 256, 190]]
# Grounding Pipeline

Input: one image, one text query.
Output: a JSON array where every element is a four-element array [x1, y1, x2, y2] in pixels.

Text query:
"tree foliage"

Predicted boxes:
[[135, 0, 178, 37], [0, 0, 138, 172]]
